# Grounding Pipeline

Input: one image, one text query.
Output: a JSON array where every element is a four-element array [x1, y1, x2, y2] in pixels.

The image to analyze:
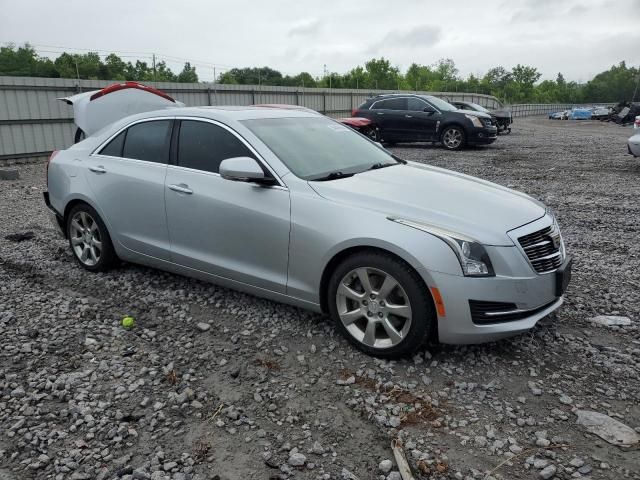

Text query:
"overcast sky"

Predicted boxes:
[[1, 0, 639, 82]]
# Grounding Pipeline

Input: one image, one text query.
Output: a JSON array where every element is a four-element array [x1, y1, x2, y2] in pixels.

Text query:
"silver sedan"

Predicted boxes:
[[44, 106, 571, 357]]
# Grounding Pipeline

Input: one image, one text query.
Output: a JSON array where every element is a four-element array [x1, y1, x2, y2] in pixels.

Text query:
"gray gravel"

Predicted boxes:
[[1, 117, 639, 480]]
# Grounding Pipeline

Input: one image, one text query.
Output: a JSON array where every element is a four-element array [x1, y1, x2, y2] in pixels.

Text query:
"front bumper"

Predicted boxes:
[[43, 191, 65, 238], [468, 126, 498, 145], [425, 216, 571, 344], [431, 267, 565, 344]]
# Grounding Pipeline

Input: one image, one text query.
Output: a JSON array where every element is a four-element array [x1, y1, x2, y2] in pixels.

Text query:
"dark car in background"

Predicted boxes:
[[451, 101, 513, 134], [351, 94, 497, 150]]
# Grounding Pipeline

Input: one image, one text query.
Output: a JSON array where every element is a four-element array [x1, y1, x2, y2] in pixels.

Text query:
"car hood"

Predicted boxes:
[[308, 162, 546, 246], [455, 109, 492, 119], [490, 108, 511, 118]]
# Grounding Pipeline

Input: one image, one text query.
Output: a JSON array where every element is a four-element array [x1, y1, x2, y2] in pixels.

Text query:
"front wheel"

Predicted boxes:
[[327, 251, 435, 357], [67, 204, 117, 272], [441, 126, 466, 150]]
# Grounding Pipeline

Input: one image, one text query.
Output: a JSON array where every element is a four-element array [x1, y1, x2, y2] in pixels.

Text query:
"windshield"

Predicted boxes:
[[466, 102, 490, 113], [421, 95, 457, 112], [242, 117, 398, 180]]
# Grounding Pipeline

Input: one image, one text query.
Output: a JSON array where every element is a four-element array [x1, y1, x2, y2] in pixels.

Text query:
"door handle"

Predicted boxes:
[[168, 183, 193, 194], [377, 112, 385, 115], [89, 165, 106, 174], [405, 115, 413, 118]]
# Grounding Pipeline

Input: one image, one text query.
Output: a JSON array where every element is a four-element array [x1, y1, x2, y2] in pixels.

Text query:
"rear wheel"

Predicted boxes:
[[363, 126, 380, 142], [66, 204, 117, 272], [327, 251, 435, 357], [441, 126, 466, 150]]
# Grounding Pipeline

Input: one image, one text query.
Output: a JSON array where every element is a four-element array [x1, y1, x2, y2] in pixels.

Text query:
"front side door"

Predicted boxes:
[[400, 97, 441, 141], [85, 119, 172, 260], [164, 119, 290, 293], [370, 97, 408, 141]]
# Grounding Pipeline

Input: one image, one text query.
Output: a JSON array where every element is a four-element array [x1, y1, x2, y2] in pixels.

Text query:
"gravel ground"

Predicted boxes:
[[1, 117, 639, 480]]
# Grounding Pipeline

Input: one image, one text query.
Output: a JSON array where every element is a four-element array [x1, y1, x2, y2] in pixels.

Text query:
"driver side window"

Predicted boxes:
[[177, 120, 255, 174], [407, 97, 429, 112]]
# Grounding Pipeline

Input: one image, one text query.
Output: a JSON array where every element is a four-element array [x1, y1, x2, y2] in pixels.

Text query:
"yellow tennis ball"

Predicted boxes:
[[121, 316, 135, 329]]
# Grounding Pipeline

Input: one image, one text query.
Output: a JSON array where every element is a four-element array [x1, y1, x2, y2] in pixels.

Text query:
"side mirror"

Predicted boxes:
[[423, 107, 436, 114], [219, 157, 271, 184]]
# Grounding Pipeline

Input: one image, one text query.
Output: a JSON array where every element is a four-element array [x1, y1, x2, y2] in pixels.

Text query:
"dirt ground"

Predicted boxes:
[[0, 117, 639, 480]]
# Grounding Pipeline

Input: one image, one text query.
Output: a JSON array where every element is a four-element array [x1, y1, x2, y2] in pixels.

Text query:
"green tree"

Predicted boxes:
[[177, 62, 198, 83]]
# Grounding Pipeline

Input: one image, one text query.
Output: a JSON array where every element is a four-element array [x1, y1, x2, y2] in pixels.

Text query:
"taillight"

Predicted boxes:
[[47, 150, 60, 188], [351, 108, 358, 117]]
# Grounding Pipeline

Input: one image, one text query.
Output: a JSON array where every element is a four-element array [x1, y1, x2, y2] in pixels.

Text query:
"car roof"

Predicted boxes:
[[127, 105, 323, 122]]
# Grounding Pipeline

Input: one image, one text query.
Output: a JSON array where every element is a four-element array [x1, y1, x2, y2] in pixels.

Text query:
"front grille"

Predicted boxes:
[[469, 300, 557, 324], [482, 118, 495, 127], [518, 225, 563, 273]]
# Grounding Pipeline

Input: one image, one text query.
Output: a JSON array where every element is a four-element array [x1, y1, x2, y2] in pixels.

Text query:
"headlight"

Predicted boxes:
[[465, 114, 483, 128], [389, 218, 495, 277]]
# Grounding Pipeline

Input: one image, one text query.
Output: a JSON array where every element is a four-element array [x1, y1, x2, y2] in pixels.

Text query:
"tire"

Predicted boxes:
[[440, 125, 466, 150], [327, 250, 435, 357], [66, 203, 117, 272], [74, 128, 86, 144], [362, 126, 380, 143]]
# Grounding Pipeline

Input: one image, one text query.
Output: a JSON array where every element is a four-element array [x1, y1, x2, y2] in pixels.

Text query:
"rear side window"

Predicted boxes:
[[371, 98, 407, 111], [99, 131, 126, 157], [177, 120, 254, 174], [122, 120, 172, 163]]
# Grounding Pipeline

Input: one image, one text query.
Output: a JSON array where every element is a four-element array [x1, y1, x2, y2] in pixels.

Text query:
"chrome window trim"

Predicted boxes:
[[92, 115, 287, 189], [370, 96, 442, 114], [173, 116, 286, 188], [92, 116, 173, 157]]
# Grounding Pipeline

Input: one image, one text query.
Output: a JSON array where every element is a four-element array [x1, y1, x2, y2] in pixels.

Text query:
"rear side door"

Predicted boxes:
[[86, 119, 172, 260], [164, 119, 290, 293], [369, 98, 408, 140], [401, 97, 441, 141]]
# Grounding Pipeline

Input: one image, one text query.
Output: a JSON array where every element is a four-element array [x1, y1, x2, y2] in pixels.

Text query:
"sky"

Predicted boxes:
[[1, 0, 639, 83]]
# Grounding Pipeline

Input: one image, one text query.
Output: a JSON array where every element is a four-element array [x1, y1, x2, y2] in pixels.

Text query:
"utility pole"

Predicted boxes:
[[74, 57, 82, 92], [152, 54, 156, 81], [213, 66, 217, 105], [633, 73, 640, 102]]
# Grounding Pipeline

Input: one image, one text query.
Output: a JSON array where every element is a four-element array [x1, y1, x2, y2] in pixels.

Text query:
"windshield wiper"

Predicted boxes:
[[366, 162, 400, 171], [311, 171, 356, 181]]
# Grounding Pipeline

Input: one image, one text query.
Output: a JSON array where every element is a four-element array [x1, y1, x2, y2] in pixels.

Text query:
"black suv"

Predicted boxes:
[[352, 94, 497, 150]]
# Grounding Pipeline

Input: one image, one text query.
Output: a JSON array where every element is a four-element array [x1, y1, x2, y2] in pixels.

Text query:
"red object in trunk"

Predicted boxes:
[[337, 117, 373, 128], [89, 82, 176, 103]]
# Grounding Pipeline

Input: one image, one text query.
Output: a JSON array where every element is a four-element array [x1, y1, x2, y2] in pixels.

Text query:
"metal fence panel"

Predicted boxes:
[[0, 75, 614, 161]]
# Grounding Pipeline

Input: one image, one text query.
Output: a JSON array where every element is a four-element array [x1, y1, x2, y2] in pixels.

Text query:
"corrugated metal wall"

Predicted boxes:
[[0, 76, 610, 162], [0, 76, 506, 161]]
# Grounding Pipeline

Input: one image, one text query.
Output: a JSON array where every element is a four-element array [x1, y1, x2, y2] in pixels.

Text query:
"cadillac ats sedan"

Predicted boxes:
[[44, 106, 572, 357]]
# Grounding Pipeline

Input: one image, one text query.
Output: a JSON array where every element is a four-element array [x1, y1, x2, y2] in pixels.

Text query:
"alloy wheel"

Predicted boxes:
[[443, 128, 463, 149], [69, 211, 102, 267], [335, 267, 412, 349], [365, 127, 380, 142]]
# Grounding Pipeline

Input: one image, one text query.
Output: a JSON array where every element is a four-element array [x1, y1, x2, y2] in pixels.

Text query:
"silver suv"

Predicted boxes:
[[44, 106, 572, 357]]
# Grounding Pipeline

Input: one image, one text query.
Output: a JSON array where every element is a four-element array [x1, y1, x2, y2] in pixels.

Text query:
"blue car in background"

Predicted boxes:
[[566, 108, 592, 120]]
